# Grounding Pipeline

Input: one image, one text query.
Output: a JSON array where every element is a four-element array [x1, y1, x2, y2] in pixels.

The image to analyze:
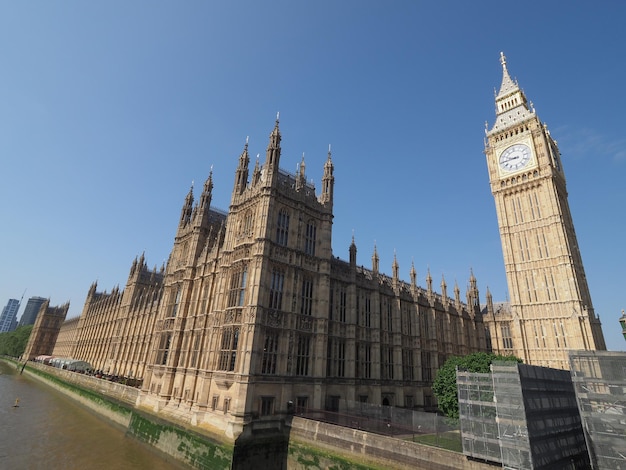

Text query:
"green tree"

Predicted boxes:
[[0, 325, 33, 357], [432, 351, 521, 420]]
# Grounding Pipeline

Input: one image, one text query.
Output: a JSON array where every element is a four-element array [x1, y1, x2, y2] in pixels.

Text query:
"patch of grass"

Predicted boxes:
[[412, 431, 462, 453]]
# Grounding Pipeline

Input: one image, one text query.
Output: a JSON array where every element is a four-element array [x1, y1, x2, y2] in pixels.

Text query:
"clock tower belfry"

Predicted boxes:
[[484, 53, 606, 369]]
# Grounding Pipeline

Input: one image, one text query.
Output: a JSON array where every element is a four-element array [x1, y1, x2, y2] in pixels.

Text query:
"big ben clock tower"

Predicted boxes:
[[484, 53, 606, 369]]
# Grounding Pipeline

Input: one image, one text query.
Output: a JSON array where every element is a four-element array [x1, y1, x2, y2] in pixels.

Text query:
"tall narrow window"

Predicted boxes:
[[218, 327, 239, 371], [327, 338, 345, 377], [381, 346, 394, 380], [171, 287, 181, 317], [534, 193, 542, 218], [402, 305, 412, 336], [517, 198, 524, 223], [339, 285, 347, 322], [328, 286, 334, 320], [534, 323, 540, 348], [301, 278, 313, 316], [553, 322, 560, 347], [228, 265, 248, 307], [261, 331, 279, 374], [244, 210, 254, 236], [518, 235, 525, 261], [356, 343, 372, 379], [550, 273, 558, 300], [524, 235, 531, 260], [544, 274, 552, 301], [260, 397, 275, 416], [276, 209, 289, 246], [501, 324, 513, 350], [402, 349, 414, 381], [364, 294, 371, 328], [296, 396, 309, 413], [295, 334, 310, 376], [200, 285, 209, 313], [190, 334, 201, 368], [304, 221, 316, 256], [421, 351, 432, 382], [269, 270, 284, 310], [157, 333, 171, 365]]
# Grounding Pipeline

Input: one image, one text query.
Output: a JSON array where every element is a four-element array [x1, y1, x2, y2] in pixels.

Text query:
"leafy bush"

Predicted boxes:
[[432, 352, 521, 419], [0, 325, 33, 357]]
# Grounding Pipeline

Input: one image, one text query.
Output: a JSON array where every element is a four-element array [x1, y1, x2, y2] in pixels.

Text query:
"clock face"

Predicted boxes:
[[499, 144, 531, 172]]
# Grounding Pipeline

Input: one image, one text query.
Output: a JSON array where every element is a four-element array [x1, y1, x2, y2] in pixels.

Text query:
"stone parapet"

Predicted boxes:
[[288, 416, 494, 470], [29, 361, 140, 406]]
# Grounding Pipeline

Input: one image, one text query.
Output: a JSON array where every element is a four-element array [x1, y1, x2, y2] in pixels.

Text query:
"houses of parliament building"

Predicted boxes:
[[29, 54, 604, 438]]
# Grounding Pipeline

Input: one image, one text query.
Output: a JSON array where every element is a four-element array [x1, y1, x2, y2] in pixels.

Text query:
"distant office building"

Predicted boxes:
[[18, 296, 47, 327], [0, 298, 20, 333], [619, 310, 626, 341]]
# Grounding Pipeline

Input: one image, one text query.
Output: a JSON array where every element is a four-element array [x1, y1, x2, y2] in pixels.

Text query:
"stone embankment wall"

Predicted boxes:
[[287, 417, 495, 470], [9, 360, 497, 470]]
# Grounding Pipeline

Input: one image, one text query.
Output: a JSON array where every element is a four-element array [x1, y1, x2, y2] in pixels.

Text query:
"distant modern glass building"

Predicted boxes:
[[18, 296, 47, 327], [0, 299, 20, 333]]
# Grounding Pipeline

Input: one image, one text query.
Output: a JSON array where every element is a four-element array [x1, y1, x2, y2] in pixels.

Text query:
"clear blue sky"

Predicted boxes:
[[1, 2, 624, 351]]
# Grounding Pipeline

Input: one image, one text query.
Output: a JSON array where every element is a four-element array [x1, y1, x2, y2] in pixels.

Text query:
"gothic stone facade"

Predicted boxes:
[[22, 300, 70, 361], [60, 119, 487, 439], [482, 53, 606, 369], [66, 255, 164, 380]]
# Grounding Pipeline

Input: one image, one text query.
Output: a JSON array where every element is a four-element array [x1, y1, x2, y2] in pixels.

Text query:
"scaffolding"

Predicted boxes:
[[569, 350, 626, 470], [458, 362, 590, 469], [457, 371, 500, 462]]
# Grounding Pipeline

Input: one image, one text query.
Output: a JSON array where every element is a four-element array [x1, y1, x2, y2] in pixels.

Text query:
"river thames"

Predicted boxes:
[[0, 361, 188, 469]]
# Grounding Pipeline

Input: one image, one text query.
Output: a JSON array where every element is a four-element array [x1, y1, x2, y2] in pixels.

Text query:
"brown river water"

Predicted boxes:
[[0, 360, 189, 470]]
